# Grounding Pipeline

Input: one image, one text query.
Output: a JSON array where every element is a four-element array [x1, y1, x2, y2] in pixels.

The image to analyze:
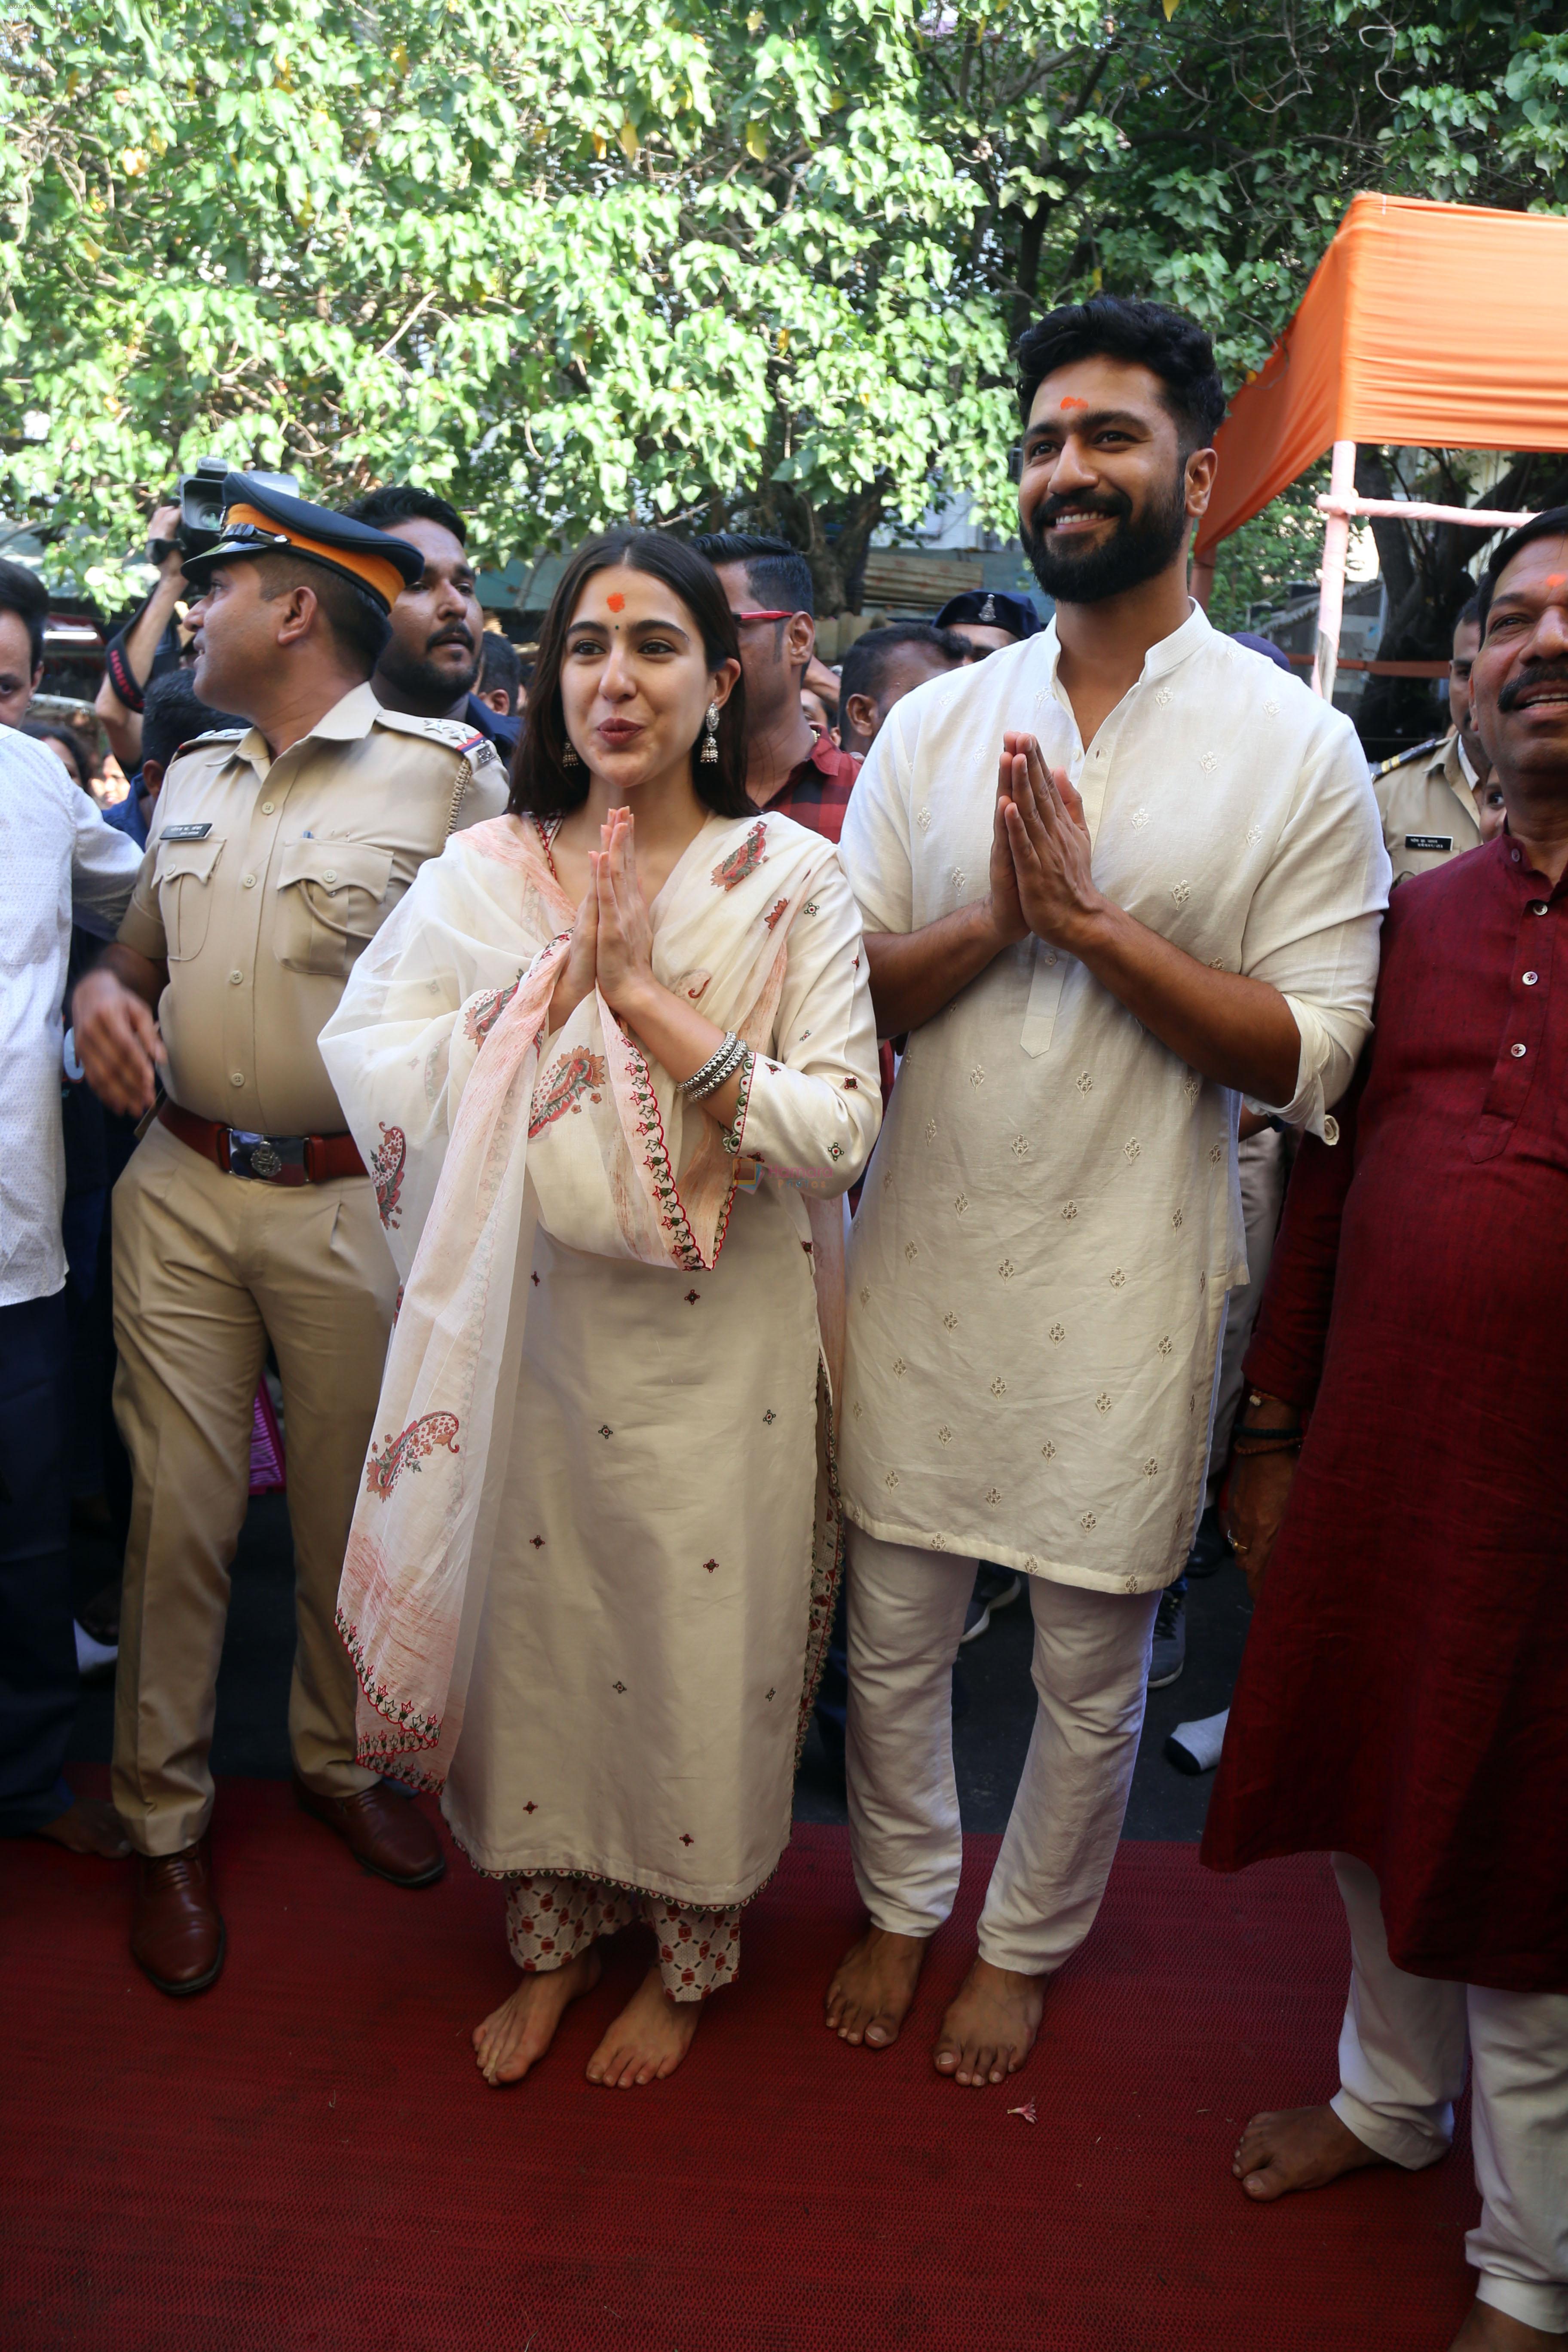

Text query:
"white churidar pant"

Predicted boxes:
[[1331, 1854, 1568, 2333], [845, 1526, 1158, 1976]]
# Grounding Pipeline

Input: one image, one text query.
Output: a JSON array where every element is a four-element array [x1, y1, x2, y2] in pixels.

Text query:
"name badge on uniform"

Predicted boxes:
[[1404, 833, 1452, 852], [159, 822, 214, 842]]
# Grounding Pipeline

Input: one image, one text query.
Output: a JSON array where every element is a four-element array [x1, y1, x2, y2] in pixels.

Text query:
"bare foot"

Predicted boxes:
[[824, 1923, 927, 2049], [933, 1954, 1045, 2085], [1233, 2102, 1390, 2201], [472, 1946, 601, 2085], [1448, 2298, 1568, 2350], [586, 1966, 702, 2087], [35, 1798, 131, 1859]]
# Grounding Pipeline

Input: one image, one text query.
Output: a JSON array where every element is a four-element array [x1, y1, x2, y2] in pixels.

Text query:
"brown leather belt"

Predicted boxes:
[[158, 1099, 366, 1186]]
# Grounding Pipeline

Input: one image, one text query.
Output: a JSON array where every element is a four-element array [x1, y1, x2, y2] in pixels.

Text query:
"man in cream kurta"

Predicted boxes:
[[826, 294, 1390, 2086]]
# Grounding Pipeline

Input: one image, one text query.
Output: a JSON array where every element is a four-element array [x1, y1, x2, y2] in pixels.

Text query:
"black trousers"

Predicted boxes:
[[0, 1289, 78, 1834]]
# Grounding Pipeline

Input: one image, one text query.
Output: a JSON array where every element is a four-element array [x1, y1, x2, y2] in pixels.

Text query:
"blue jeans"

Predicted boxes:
[[0, 1290, 78, 1834]]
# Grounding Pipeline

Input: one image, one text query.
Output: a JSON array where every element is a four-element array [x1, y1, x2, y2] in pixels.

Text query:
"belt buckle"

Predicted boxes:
[[228, 1130, 305, 1182]]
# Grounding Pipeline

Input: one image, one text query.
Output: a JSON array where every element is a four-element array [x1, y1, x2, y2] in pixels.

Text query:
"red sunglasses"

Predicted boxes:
[[731, 607, 797, 624]]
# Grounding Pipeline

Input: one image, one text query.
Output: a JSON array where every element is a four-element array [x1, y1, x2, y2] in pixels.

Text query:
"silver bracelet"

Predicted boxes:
[[680, 1031, 746, 1102]]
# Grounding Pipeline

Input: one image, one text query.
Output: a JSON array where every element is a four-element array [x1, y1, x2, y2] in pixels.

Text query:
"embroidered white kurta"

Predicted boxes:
[[320, 812, 880, 1905], [836, 604, 1390, 1596]]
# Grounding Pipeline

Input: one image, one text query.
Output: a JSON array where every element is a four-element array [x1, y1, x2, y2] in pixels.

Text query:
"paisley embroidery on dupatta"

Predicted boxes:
[[369, 1123, 407, 1230], [528, 1047, 609, 1138], [464, 973, 522, 1047], [710, 819, 768, 891], [363, 1410, 461, 1500]]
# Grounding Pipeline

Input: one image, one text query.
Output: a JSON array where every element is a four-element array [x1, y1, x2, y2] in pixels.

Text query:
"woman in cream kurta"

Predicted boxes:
[[320, 532, 879, 2087]]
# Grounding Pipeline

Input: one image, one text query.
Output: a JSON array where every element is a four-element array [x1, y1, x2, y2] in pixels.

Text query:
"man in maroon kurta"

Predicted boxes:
[[1203, 513, 1568, 2352]]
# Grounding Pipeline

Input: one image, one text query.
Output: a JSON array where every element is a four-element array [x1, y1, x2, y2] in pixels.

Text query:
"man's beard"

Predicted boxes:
[[1021, 471, 1191, 606], [377, 633, 481, 707]]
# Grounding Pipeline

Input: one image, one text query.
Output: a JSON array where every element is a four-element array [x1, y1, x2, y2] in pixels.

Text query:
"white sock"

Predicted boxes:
[[1165, 1707, 1228, 1774]]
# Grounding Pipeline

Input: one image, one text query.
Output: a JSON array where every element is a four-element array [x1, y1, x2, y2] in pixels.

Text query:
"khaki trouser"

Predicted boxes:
[[111, 1118, 396, 1856]]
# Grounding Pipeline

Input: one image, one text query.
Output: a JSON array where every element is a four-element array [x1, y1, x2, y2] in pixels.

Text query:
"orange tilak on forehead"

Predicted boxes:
[[1060, 396, 1089, 411], [1547, 574, 1567, 589], [606, 592, 626, 611]]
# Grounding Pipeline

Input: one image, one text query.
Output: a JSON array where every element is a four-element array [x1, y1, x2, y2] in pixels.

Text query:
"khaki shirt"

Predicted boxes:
[[117, 681, 509, 1134], [1373, 731, 1483, 888]]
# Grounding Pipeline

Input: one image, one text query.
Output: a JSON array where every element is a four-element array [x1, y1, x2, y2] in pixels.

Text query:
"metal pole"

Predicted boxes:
[[1312, 438, 1356, 701]]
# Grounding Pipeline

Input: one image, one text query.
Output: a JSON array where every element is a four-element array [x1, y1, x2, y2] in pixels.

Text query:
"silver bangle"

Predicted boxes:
[[680, 1031, 745, 1102]]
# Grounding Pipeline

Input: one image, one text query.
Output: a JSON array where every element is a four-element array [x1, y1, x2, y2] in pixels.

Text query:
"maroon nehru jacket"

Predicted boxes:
[[760, 731, 861, 841], [1202, 831, 1568, 1994]]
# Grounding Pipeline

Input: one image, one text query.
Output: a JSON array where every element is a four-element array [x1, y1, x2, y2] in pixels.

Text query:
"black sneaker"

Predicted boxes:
[[1148, 1584, 1186, 1687]]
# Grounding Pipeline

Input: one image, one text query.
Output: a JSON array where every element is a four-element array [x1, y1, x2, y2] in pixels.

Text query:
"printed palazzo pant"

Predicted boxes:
[[506, 1872, 741, 2002]]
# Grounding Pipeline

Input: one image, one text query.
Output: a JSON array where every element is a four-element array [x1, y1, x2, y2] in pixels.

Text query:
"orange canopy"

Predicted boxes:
[[1193, 193, 1568, 566]]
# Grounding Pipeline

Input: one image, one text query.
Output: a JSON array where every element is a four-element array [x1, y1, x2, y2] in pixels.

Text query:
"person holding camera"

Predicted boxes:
[[71, 474, 509, 1998]]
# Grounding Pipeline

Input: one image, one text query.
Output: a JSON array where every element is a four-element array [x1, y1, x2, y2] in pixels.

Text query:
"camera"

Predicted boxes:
[[147, 457, 301, 568]]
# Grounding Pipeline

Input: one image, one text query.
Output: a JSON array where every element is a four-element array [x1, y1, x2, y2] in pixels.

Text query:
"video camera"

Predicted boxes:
[[147, 456, 301, 568]]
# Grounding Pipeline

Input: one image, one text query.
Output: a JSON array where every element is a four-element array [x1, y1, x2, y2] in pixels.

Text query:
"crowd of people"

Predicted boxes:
[[1, 292, 1563, 2352]]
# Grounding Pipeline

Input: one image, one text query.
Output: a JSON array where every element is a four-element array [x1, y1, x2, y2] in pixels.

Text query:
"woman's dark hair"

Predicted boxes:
[[21, 720, 92, 794], [510, 531, 750, 819]]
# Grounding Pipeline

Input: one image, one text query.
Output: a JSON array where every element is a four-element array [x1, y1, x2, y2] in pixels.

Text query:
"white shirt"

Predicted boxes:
[[836, 604, 1390, 1595], [0, 728, 142, 1308]]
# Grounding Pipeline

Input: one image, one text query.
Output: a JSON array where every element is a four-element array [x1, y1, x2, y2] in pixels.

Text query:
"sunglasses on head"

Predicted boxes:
[[732, 608, 797, 624]]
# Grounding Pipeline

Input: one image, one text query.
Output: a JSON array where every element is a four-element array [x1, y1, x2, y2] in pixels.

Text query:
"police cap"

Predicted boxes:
[[933, 588, 1043, 641], [180, 472, 424, 615]]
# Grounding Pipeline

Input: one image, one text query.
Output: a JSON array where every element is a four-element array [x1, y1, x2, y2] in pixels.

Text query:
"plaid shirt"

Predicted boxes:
[[761, 732, 861, 842]]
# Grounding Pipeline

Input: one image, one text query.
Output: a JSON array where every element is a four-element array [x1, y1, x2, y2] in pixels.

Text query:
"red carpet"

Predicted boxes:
[[3, 1782, 1476, 2351]]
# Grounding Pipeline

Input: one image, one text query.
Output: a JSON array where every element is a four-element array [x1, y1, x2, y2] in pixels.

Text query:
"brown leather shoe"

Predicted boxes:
[[293, 1776, 446, 1888], [131, 1839, 225, 1997]]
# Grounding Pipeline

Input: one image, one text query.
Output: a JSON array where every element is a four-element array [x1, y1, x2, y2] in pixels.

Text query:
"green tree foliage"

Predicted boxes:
[[2, 0, 1564, 615]]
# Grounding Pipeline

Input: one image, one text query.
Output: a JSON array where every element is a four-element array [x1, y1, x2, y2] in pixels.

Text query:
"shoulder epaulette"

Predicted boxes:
[[373, 708, 488, 756], [1375, 734, 1446, 778], [171, 728, 247, 758]]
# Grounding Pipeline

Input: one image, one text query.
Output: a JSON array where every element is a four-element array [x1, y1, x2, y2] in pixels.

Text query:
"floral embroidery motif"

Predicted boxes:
[[829, 1142, 843, 1160], [937, 1425, 952, 1444], [364, 1410, 460, 1501], [1155, 687, 1171, 707], [998, 1260, 1015, 1280], [1062, 1200, 1078, 1220], [369, 1124, 407, 1230], [529, 1047, 607, 1139], [843, 1075, 859, 1089], [1076, 1072, 1093, 1096], [711, 819, 768, 891], [1158, 1335, 1173, 1357], [530, 1535, 545, 1549], [1041, 1439, 1057, 1460], [951, 868, 966, 891], [1200, 752, 1217, 773], [598, 1424, 613, 1439], [763, 896, 790, 932], [1209, 1141, 1224, 1164], [803, 900, 820, 915], [766, 1687, 776, 1701], [859, 1285, 871, 1306], [942, 1311, 959, 1330], [763, 1409, 776, 1424], [1095, 1393, 1112, 1415], [891, 1358, 906, 1377], [1012, 1135, 1030, 1158], [1171, 1209, 1184, 1230], [954, 1193, 969, 1215], [1124, 1137, 1142, 1162], [904, 1241, 919, 1262], [985, 1486, 1002, 1506], [1184, 1072, 1201, 1099], [524, 1801, 536, 1813], [1080, 1511, 1097, 1531], [925, 1118, 938, 1142], [990, 1376, 1007, 1396], [1109, 1269, 1126, 1289], [970, 1066, 985, 1088], [1246, 823, 1264, 846], [916, 806, 934, 832], [1142, 1458, 1158, 1478], [612, 1680, 628, 1693], [1129, 806, 1150, 830], [884, 1470, 899, 1488], [1171, 880, 1191, 906], [703, 1558, 718, 1573], [1264, 698, 1279, 717], [1049, 1322, 1066, 1344], [686, 1289, 701, 1304], [464, 974, 522, 1048]]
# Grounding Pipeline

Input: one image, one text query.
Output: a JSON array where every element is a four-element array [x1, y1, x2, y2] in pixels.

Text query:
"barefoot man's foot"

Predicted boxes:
[[933, 1955, 1044, 2086], [586, 1966, 702, 2087], [825, 1924, 927, 2049], [472, 1947, 601, 2086], [1232, 2103, 1390, 2201]]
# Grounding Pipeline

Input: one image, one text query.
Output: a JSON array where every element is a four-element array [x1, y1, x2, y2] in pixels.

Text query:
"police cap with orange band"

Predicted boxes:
[[180, 471, 423, 614]]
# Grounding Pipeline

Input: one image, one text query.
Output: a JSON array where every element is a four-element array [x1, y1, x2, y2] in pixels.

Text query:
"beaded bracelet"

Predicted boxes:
[[680, 1031, 746, 1103]]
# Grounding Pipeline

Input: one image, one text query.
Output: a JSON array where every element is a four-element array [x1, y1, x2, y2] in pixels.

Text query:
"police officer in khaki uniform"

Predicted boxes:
[[73, 475, 509, 1995], [1373, 595, 1494, 886]]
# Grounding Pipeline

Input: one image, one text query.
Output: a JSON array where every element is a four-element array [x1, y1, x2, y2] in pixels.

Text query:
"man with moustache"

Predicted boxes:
[[826, 296, 1389, 2087], [71, 475, 508, 1994], [1207, 510, 1568, 2352], [346, 485, 520, 753]]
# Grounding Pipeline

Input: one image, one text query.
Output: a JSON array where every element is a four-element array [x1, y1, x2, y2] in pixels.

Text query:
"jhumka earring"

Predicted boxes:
[[562, 739, 581, 767], [700, 703, 720, 764]]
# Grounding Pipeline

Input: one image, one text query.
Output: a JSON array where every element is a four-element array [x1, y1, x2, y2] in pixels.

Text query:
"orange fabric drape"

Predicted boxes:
[[1193, 194, 1568, 566]]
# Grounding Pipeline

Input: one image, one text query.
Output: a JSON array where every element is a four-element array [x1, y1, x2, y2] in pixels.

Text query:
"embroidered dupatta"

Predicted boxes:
[[322, 809, 844, 1789]]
